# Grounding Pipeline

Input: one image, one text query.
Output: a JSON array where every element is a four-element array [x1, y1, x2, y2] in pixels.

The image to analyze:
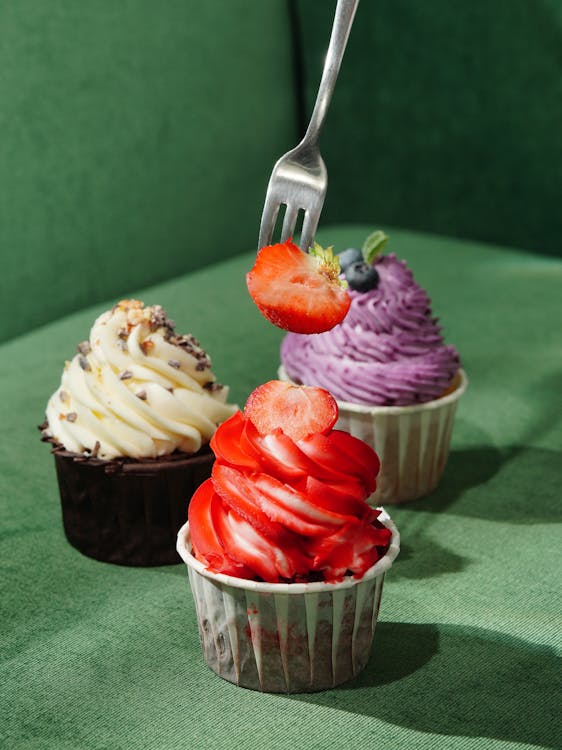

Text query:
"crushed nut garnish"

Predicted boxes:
[[136, 390, 147, 400], [91, 441, 100, 457], [59, 390, 68, 402], [77, 341, 91, 355], [140, 339, 154, 355], [119, 370, 133, 380], [66, 412, 77, 422], [168, 360, 181, 369]]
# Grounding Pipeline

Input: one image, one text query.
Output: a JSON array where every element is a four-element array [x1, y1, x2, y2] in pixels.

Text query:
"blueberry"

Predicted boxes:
[[337, 247, 363, 272], [345, 261, 380, 292]]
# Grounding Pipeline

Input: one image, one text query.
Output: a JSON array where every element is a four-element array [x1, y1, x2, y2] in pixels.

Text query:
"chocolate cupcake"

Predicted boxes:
[[40, 299, 237, 565]]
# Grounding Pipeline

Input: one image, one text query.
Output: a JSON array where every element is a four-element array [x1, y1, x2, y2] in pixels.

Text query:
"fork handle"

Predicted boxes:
[[303, 0, 359, 145]]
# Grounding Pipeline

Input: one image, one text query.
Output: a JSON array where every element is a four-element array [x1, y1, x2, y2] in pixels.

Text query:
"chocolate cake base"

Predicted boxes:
[[52, 447, 214, 566]]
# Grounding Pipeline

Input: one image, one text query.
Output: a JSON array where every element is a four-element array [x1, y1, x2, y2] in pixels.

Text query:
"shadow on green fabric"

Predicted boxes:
[[410, 445, 562, 523], [389, 535, 467, 580], [289, 621, 560, 748]]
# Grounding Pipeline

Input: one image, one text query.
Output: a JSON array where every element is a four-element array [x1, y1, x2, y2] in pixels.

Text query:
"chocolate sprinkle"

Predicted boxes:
[[150, 305, 173, 332], [66, 412, 77, 422], [79, 355, 92, 372], [136, 390, 147, 400], [203, 381, 224, 392], [91, 440, 100, 458], [119, 370, 133, 380]]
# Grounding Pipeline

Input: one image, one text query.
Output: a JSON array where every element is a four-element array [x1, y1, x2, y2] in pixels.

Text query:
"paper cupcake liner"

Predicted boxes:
[[53, 448, 214, 566], [278, 366, 467, 505], [176, 511, 400, 693]]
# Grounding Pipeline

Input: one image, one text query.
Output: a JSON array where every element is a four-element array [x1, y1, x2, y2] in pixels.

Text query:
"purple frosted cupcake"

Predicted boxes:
[[280, 232, 467, 504]]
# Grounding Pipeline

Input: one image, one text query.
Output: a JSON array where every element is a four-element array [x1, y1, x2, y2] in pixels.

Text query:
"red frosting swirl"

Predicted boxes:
[[188, 411, 391, 583]]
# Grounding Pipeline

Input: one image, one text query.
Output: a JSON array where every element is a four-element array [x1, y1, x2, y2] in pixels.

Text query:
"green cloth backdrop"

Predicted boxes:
[[295, 0, 562, 257], [0, 0, 297, 343]]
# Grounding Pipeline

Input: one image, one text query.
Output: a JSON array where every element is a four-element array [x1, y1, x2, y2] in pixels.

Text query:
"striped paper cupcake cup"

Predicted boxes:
[[278, 366, 468, 505], [176, 510, 400, 693]]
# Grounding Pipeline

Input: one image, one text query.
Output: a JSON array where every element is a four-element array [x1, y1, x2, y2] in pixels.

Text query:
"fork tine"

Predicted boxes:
[[258, 194, 280, 249], [300, 210, 320, 253], [280, 204, 299, 243]]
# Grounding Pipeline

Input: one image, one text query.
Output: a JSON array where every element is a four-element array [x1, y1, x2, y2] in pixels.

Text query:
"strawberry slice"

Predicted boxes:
[[210, 411, 262, 472], [244, 380, 338, 442], [187, 480, 254, 578], [246, 240, 351, 333]]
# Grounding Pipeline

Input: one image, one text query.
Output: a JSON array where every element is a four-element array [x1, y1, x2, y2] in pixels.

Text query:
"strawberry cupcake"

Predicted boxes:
[[40, 299, 237, 565], [279, 232, 467, 504], [177, 380, 400, 693]]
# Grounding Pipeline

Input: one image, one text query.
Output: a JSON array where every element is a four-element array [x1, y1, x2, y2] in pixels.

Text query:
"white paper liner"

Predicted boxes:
[[176, 510, 400, 693], [278, 366, 468, 505]]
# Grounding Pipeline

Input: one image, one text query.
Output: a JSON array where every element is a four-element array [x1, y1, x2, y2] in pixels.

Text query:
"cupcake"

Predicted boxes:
[[176, 380, 400, 693], [40, 299, 237, 566], [280, 231, 467, 504]]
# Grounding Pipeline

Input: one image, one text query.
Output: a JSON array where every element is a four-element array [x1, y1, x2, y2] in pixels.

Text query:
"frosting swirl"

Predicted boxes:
[[44, 300, 237, 460], [188, 411, 391, 583], [281, 253, 460, 406]]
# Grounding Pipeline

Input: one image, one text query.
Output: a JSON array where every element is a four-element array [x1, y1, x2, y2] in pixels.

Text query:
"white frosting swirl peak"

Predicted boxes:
[[44, 300, 237, 460]]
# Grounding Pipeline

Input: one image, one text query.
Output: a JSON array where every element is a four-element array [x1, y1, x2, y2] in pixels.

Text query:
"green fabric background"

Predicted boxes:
[[2, 227, 560, 749], [0, 0, 297, 343], [294, 0, 562, 257]]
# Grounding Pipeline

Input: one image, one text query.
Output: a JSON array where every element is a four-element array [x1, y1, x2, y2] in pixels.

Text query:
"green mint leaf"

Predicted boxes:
[[362, 230, 389, 264]]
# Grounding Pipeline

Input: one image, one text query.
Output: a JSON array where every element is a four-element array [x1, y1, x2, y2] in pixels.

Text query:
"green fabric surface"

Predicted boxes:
[[0, 0, 297, 343], [2, 226, 561, 749], [294, 0, 562, 257]]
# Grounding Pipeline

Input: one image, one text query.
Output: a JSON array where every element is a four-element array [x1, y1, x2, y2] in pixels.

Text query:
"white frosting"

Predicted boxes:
[[44, 300, 237, 460]]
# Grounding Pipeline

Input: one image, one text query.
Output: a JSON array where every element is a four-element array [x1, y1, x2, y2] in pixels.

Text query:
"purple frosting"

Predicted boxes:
[[281, 253, 460, 406]]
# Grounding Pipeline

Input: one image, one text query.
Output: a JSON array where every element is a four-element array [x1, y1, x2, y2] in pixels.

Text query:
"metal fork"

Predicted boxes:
[[258, 0, 359, 252]]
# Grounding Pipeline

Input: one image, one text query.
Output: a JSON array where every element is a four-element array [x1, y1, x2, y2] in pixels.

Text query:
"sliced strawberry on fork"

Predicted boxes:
[[246, 240, 350, 333], [244, 380, 338, 442]]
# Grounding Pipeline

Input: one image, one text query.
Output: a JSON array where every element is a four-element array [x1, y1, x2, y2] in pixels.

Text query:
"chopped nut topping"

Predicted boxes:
[[91, 441, 100, 457], [59, 390, 68, 402], [168, 360, 181, 369], [140, 339, 154, 355], [119, 369, 133, 380], [136, 390, 147, 400], [77, 341, 91, 355], [66, 412, 77, 422]]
